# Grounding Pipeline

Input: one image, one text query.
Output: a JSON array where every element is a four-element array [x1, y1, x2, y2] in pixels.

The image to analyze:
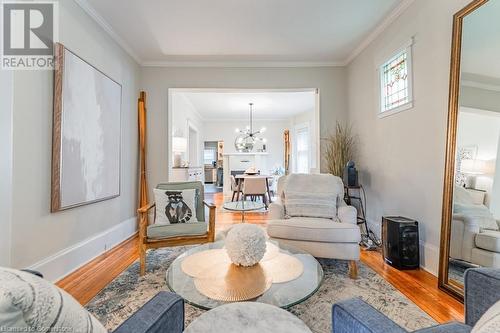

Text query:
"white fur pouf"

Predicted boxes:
[[225, 224, 267, 266]]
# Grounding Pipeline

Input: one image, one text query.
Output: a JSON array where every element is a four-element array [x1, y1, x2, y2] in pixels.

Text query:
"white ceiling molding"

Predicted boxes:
[[74, 0, 142, 64], [343, 0, 416, 66], [202, 118, 293, 122], [179, 94, 206, 121], [74, 0, 414, 68], [462, 80, 500, 93], [141, 61, 345, 68]]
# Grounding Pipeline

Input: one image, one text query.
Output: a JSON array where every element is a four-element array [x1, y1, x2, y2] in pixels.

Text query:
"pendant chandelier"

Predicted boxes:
[[234, 103, 267, 153]]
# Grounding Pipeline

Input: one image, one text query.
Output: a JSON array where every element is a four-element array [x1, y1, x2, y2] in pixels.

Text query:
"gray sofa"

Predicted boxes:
[[113, 292, 184, 333], [332, 268, 500, 333], [19, 270, 185, 333]]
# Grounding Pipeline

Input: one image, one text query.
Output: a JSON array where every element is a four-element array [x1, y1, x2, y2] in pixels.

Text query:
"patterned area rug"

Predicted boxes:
[[86, 246, 437, 333]]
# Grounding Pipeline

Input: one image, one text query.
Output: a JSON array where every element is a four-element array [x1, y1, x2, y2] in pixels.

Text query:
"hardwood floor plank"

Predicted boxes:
[[360, 250, 464, 322], [57, 192, 464, 324]]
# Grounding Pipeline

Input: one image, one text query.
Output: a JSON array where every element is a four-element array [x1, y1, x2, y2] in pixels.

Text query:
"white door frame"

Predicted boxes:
[[186, 119, 200, 167], [0, 71, 13, 266], [167, 88, 321, 179], [292, 121, 312, 173]]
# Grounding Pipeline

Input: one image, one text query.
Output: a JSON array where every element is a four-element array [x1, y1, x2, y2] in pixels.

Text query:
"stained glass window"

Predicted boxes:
[[380, 45, 413, 116]]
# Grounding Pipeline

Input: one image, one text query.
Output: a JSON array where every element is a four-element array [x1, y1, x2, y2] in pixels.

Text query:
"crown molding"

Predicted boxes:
[[141, 61, 344, 68], [343, 0, 416, 66], [462, 80, 500, 93], [202, 117, 293, 122], [178, 93, 207, 121], [74, 0, 414, 68], [73, 0, 142, 64]]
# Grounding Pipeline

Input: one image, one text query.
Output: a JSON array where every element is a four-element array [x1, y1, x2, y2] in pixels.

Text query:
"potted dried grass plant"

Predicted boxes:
[[323, 122, 357, 177]]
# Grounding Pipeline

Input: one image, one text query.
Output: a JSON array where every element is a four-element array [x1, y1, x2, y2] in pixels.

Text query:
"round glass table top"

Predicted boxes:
[[166, 240, 324, 310], [223, 200, 265, 212]]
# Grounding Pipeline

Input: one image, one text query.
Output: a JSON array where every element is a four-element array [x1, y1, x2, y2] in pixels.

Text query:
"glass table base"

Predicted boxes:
[[222, 200, 265, 223]]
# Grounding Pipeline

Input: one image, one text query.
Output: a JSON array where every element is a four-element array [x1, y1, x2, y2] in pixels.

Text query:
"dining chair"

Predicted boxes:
[[230, 175, 241, 201], [242, 177, 268, 208]]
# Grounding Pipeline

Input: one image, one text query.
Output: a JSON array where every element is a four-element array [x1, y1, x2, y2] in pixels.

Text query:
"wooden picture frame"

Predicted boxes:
[[51, 43, 122, 212]]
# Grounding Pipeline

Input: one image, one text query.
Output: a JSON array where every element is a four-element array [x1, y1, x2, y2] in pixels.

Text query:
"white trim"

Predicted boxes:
[[420, 241, 439, 277], [186, 119, 200, 167], [180, 94, 205, 122], [142, 61, 344, 68], [378, 39, 414, 118], [0, 71, 13, 267], [462, 80, 500, 93], [73, 0, 142, 64], [73, 0, 415, 68], [378, 101, 413, 118], [169, 88, 318, 94], [344, 0, 416, 65], [28, 217, 137, 282], [293, 122, 311, 173], [202, 117, 299, 122], [313, 88, 321, 173]]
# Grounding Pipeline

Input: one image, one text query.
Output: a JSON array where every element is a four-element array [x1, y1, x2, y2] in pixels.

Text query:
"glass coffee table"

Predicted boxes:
[[223, 201, 265, 223], [166, 240, 323, 310]]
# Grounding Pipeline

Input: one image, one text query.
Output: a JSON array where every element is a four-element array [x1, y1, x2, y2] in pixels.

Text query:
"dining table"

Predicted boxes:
[[234, 174, 274, 203]]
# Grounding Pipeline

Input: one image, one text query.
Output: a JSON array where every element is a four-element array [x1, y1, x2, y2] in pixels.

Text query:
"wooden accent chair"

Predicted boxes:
[[137, 181, 216, 275]]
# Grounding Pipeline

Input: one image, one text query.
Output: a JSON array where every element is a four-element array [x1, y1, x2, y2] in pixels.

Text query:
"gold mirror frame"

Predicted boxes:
[[439, 0, 489, 301]]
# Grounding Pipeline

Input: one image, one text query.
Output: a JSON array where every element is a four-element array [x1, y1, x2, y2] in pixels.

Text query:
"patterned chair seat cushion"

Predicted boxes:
[[147, 222, 207, 239], [0, 267, 106, 333]]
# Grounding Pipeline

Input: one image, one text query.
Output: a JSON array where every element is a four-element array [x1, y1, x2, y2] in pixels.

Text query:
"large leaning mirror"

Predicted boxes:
[[439, 0, 500, 300]]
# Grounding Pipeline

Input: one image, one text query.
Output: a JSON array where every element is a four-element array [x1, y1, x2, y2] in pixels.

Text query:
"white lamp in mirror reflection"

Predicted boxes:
[[172, 137, 187, 168], [460, 159, 487, 188]]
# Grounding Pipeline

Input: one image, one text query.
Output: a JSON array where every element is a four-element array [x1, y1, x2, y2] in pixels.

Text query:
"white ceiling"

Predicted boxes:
[[79, 0, 405, 66], [462, 0, 500, 80], [178, 91, 316, 120]]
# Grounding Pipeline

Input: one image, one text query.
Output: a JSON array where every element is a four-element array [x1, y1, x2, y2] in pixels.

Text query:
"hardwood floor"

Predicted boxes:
[[360, 250, 463, 323], [57, 192, 464, 323], [57, 234, 139, 305]]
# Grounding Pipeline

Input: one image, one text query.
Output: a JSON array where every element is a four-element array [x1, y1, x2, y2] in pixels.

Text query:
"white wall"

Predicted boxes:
[[8, 0, 140, 280], [457, 109, 500, 162], [347, 0, 470, 275], [203, 119, 289, 172], [457, 109, 500, 210], [171, 93, 204, 168], [141, 67, 347, 191], [0, 71, 13, 267], [458, 109, 500, 220]]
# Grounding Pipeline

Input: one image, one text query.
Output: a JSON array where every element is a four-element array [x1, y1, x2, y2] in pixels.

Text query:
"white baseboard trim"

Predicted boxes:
[[29, 217, 137, 282], [419, 241, 439, 277]]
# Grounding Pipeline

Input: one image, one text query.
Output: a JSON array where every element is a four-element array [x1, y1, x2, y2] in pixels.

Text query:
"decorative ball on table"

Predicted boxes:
[[225, 224, 267, 266]]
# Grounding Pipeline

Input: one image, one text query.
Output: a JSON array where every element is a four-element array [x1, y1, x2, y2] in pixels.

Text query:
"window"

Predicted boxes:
[[203, 148, 216, 164], [379, 40, 413, 117], [295, 124, 310, 173]]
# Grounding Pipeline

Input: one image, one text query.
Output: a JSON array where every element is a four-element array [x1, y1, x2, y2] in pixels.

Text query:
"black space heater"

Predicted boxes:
[[382, 216, 419, 270]]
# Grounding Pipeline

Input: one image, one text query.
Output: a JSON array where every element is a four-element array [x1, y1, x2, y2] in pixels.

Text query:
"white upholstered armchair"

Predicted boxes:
[[267, 174, 361, 278]]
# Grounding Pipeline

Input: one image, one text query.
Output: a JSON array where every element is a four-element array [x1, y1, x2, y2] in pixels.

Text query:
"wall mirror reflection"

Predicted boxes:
[[440, 0, 500, 300]]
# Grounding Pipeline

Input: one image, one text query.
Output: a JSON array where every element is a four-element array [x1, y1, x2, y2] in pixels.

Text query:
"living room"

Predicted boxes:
[[1, 0, 499, 332]]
